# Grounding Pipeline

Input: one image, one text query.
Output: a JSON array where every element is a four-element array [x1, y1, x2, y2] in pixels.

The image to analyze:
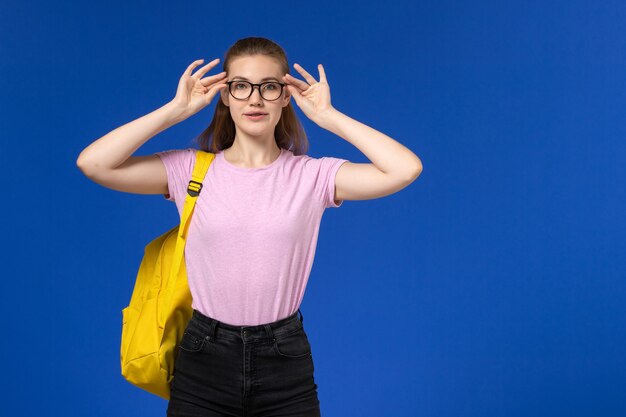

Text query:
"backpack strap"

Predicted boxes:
[[165, 150, 215, 306], [186, 150, 213, 198], [178, 150, 215, 239]]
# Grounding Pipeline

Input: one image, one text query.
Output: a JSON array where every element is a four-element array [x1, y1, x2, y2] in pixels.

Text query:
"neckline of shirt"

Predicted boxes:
[[217, 147, 286, 173]]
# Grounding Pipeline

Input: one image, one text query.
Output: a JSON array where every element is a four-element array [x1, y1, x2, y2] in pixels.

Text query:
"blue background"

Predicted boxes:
[[1, 0, 625, 416]]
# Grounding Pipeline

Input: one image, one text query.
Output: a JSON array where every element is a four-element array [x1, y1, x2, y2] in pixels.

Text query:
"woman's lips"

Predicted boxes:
[[245, 113, 267, 120]]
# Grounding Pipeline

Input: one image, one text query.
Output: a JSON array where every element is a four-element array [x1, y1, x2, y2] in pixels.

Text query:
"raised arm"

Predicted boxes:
[[76, 101, 185, 195], [76, 58, 228, 196], [283, 63, 422, 202]]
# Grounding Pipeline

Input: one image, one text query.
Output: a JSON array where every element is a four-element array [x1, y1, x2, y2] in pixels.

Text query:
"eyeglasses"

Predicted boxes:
[[225, 80, 286, 101]]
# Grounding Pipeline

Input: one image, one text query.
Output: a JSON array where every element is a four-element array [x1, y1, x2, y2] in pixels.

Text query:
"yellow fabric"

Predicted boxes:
[[120, 150, 215, 400]]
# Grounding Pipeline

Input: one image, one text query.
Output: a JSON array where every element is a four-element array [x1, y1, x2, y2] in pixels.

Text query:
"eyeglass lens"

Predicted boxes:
[[230, 81, 282, 100]]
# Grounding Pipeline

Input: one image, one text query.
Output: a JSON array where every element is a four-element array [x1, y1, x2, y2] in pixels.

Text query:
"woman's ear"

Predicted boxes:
[[282, 86, 291, 108], [220, 87, 229, 107]]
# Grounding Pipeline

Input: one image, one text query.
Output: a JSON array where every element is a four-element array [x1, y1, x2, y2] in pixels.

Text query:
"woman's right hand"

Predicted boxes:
[[170, 58, 229, 119]]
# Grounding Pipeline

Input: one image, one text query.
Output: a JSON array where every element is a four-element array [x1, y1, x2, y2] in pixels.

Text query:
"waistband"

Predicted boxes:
[[190, 308, 305, 342]]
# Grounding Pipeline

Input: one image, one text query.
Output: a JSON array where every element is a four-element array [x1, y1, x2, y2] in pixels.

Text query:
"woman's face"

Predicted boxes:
[[221, 55, 291, 135]]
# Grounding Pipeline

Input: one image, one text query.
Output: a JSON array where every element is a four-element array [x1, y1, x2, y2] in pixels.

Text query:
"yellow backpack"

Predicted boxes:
[[120, 149, 215, 400]]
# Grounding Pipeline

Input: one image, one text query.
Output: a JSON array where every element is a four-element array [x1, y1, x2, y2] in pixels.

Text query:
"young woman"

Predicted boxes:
[[77, 37, 422, 417]]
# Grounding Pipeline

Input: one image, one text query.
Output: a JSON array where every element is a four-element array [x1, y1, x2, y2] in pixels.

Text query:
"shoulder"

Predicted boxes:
[[156, 147, 198, 159], [285, 150, 342, 170], [155, 147, 201, 168]]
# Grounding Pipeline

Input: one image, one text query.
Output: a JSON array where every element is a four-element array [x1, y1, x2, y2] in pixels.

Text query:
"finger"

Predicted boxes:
[[286, 84, 305, 96], [206, 81, 229, 96], [192, 58, 222, 79], [283, 73, 310, 90], [318, 64, 327, 83], [185, 59, 209, 76], [209, 83, 228, 93], [292, 63, 318, 85], [200, 71, 228, 86], [286, 85, 303, 103]]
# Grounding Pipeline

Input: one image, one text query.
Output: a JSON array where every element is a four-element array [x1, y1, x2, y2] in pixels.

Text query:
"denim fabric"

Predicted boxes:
[[167, 309, 321, 417]]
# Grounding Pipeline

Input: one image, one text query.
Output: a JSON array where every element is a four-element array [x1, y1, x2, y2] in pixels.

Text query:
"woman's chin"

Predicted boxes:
[[239, 123, 276, 136]]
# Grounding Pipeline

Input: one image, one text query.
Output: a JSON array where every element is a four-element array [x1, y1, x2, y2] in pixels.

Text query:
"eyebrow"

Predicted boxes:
[[231, 76, 280, 82]]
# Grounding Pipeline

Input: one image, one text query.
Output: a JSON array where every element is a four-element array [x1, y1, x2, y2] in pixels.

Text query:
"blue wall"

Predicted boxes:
[[1, 0, 624, 416]]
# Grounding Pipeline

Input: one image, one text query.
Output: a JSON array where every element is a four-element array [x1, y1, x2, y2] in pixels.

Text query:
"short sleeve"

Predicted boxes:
[[155, 148, 197, 204], [314, 156, 349, 209]]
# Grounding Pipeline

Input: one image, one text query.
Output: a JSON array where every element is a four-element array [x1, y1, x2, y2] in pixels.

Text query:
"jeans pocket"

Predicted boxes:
[[273, 328, 312, 358], [179, 329, 207, 353]]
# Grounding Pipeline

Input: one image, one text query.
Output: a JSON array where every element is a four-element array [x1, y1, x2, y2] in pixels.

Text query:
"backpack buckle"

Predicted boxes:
[[187, 180, 203, 197]]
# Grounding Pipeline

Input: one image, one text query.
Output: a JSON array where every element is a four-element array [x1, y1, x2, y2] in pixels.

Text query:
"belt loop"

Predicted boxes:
[[208, 318, 218, 340], [298, 308, 304, 324], [264, 324, 275, 343]]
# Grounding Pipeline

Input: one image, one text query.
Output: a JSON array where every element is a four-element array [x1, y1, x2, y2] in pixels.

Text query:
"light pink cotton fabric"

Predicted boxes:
[[155, 147, 348, 325]]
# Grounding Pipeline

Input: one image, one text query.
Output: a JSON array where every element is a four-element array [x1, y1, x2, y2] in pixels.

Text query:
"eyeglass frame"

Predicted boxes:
[[225, 80, 286, 101]]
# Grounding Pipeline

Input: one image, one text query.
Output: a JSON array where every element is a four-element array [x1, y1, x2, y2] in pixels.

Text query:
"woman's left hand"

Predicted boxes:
[[282, 63, 335, 124]]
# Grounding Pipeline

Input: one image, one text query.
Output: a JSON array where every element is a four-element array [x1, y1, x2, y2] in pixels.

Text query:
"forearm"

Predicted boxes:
[[76, 101, 186, 174], [317, 108, 422, 179]]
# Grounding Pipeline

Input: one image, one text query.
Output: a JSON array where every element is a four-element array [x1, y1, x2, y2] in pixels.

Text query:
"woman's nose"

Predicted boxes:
[[249, 85, 264, 101]]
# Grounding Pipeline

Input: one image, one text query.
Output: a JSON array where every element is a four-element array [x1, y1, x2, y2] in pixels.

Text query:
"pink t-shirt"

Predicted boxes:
[[155, 147, 348, 326]]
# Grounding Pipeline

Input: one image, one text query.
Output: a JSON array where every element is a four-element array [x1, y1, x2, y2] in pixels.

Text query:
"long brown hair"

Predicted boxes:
[[194, 37, 309, 156]]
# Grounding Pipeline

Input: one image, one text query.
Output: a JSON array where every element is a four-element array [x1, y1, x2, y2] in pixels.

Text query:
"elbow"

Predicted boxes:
[[76, 152, 98, 178], [76, 156, 87, 175], [76, 148, 88, 169], [406, 162, 423, 182], [396, 167, 421, 186], [76, 153, 90, 176], [414, 164, 423, 179], [414, 157, 423, 177]]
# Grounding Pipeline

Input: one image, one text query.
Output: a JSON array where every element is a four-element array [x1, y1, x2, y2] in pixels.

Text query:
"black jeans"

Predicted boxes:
[[167, 308, 321, 417]]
